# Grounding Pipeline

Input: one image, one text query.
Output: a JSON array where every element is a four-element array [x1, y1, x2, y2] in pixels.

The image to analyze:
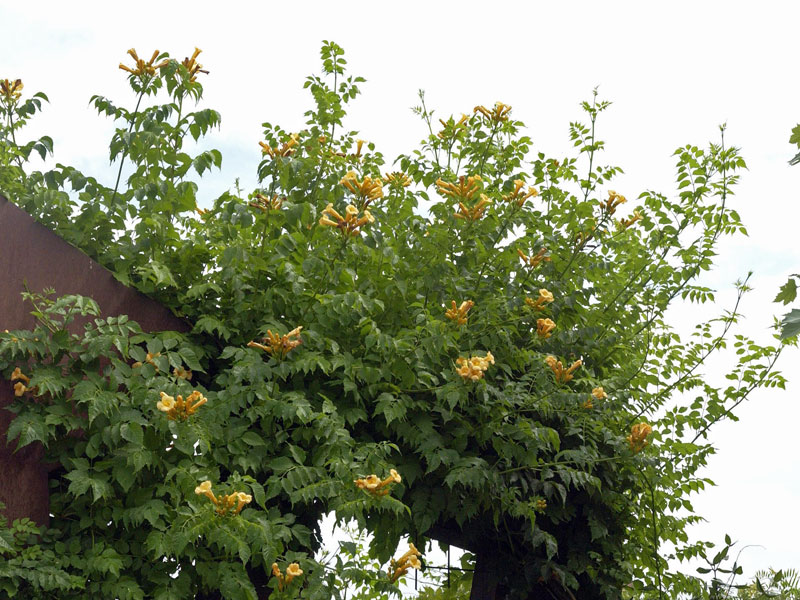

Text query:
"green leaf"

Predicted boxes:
[[178, 346, 203, 371], [780, 308, 800, 339], [7, 414, 48, 449], [774, 276, 798, 305], [0, 530, 15, 552], [790, 124, 800, 146], [241, 432, 264, 447], [89, 547, 123, 577], [219, 562, 257, 600], [121, 422, 143, 446]]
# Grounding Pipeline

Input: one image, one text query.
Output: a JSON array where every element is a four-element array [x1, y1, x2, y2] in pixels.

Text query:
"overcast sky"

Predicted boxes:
[[3, 0, 799, 584]]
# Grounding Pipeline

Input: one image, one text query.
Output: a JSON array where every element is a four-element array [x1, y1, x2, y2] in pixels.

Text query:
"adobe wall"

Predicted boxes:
[[0, 195, 187, 526]]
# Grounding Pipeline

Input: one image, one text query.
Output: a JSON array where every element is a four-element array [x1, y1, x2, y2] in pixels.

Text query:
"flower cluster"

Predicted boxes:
[[455, 352, 495, 382], [534, 498, 547, 511], [474, 102, 512, 123], [503, 179, 539, 207], [583, 386, 607, 409], [536, 318, 556, 339], [10, 367, 29, 397], [627, 422, 653, 453], [388, 543, 422, 582], [526, 288, 554, 311], [173, 366, 192, 380], [132, 351, 161, 370], [436, 175, 482, 202], [437, 113, 469, 139], [445, 300, 474, 326], [384, 171, 411, 188], [0, 79, 23, 102], [259, 133, 299, 159], [617, 210, 643, 230], [180, 47, 209, 82], [604, 190, 627, 215], [272, 562, 303, 591], [545, 355, 581, 384], [340, 171, 384, 203], [454, 194, 492, 221], [318, 203, 375, 237], [248, 326, 303, 359], [194, 481, 252, 516], [354, 469, 402, 497], [157, 390, 208, 420], [518, 247, 550, 268], [119, 49, 169, 77], [249, 193, 284, 212]]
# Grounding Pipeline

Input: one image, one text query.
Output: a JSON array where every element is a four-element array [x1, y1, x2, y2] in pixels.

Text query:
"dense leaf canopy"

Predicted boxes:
[[0, 43, 787, 599]]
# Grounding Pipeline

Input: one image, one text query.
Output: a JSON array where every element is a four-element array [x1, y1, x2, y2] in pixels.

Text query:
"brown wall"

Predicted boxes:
[[0, 195, 187, 526]]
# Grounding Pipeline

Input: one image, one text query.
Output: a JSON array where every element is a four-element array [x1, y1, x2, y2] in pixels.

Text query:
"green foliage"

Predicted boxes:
[[789, 124, 800, 166], [738, 569, 800, 600], [0, 44, 789, 599], [777, 119, 800, 337], [774, 272, 800, 339]]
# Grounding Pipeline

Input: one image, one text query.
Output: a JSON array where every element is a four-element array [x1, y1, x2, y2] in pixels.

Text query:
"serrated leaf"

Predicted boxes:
[[7, 414, 48, 449], [774, 276, 798, 305], [780, 308, 800, 339]]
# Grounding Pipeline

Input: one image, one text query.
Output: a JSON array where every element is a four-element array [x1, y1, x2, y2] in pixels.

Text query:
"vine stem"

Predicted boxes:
[[168, 92, 184, 189], [110, 85, 147, 209], [637, 464, 665, 600], [7, 107, 25, 171]]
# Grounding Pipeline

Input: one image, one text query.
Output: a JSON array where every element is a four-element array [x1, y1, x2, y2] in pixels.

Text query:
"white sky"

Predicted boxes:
[[3, 0, 799, 585]]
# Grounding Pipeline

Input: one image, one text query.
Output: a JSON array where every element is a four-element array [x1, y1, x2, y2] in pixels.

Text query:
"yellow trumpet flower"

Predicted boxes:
[[354, 469, 402, 497], [474, 102, 512, 123], [518, 247, 550, 268], [285, 563, 303, 585], [173, 366, 193, 380], [340, 171, 384, 204], [259, 134, 299, 159], [545, 355, 582, 384], [181, 47, 209, 82], [617, 210, 643, 230], [455, 352, 495, 382], [249, 193, 284, 212], [272, 562, 303, 590], [248, 326, 303, 359], [132, 351, 161, 370], [604, 190, 627, 215], [318, 202, 375, 237], [119, 48, 169, 77], [445, 300, 474, 326], [10, 367, 29, 384], [453, 194, 492, 221], [384, 171, 411, 188], [536, 318, 556, 339], [503, 179, 539, 207], [388, 543, 423, 582], [436, 175, 482, 202], [0, 79, 24, 101], [526, 289, 554, 311], [195, 481, 252, 516], [156, 390, 208, 421], [436, 113, 470, 139], [627, 422, 653, 453]]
